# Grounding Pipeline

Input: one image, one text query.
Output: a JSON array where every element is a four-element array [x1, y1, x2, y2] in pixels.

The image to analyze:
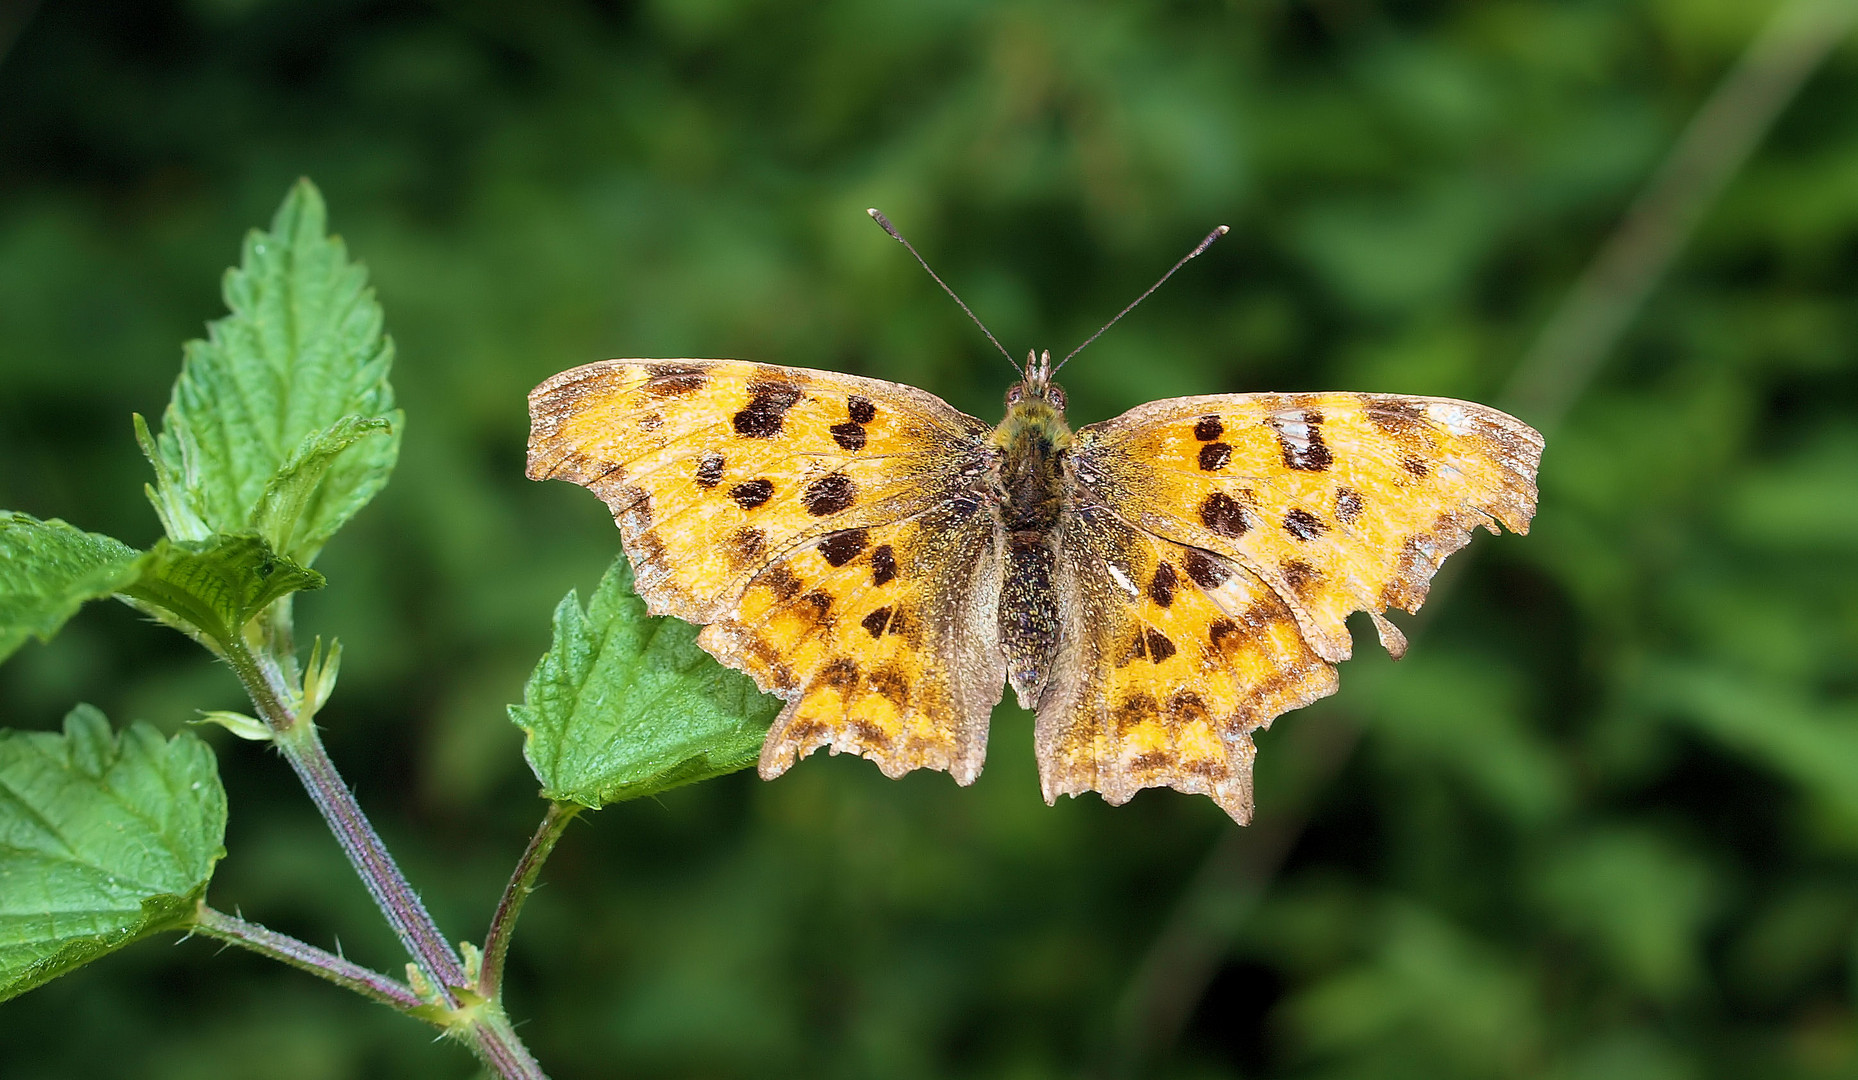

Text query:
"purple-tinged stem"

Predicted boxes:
[[193, 904, 421, 1011], [480, 801, 581, 1000], [224, 637, 468, 998]]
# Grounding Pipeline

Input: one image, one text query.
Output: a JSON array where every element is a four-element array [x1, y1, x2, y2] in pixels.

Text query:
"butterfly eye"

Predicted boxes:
[[1006, 385, 1023, 405], [1047, 386, 1067, 412]]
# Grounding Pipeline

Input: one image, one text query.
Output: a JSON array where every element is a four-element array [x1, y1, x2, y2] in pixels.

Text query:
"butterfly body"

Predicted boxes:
[[528, 353, 1542, 823], [990, 353, 1075, 710]]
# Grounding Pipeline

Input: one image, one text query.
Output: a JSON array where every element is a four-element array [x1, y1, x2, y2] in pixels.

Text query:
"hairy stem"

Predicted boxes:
[[473, 1005, 551, 1080], [225, 636, 467, 997], [193, 904, 422, 1011], [223, 634, 551, 1078], [480, 801, 581, 1000]]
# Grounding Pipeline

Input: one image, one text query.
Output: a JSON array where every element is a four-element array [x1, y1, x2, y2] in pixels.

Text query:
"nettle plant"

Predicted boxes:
[[0, 181, 777, 1078]]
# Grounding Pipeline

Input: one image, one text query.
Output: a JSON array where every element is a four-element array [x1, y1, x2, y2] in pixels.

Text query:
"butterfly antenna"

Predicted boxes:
[[867, 208, 1021, 376], [1052, 224, 1229, 375]]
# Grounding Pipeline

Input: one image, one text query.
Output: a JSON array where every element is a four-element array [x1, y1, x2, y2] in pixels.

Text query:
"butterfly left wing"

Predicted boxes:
[[527, 358, 1008, 785]]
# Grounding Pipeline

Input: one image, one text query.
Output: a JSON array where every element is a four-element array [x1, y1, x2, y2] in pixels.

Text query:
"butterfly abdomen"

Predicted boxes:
[[991, 395, 1073, 709]]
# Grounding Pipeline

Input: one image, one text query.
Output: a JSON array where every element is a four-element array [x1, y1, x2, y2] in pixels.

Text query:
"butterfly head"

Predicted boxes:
[[994, 348, 1073, 460], [1005, 349, 1068, 414]]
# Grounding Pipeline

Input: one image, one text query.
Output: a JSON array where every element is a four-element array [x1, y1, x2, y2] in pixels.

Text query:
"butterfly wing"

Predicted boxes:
[[1035, 392, 1542, 822], [528, 359, 1007, 783], [1039, 506, 1336, 822], [1073, 392, 1541, 661]]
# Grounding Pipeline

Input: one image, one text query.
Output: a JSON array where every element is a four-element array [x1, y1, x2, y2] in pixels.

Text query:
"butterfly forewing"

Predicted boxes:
[[1072, 392, 1542, 663]]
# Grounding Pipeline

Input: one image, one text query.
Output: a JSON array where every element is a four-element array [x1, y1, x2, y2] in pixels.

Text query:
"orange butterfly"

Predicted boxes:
[[527, 215, 1541, 823]]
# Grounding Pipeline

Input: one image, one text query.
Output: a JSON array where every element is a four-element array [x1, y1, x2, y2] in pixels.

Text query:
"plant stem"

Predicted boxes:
[[473, 1005, 550, 1080], [281, 721, 471, 994], [193, 904, 422, 1011], [224, 636, 468, 998], [480, 801, 581, 1000], [222, 634, 552, 1078]]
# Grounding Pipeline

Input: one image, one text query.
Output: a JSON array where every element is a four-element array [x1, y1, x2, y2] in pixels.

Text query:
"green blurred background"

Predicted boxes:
[[4, 1, 1858, 1077]]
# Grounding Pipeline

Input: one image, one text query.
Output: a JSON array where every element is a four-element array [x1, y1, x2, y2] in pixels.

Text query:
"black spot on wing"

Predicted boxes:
[[1284, 508, 1327, 541], [818, 657, 859, 691], [1149, 562, 1177, 608], [730, 479, 774, 510], [1335, 486, 1365, 524], [1282, 559, 1320, 598], [1198, 442, 1232, 471], [1200, 492, 1249, 538], [1272, 411, 1333, 472], [1114, 692, 1160, 733], [1144, 628, 1177, 663], [732, 381, 803, 438], [802, 474, 857, 516], [758, 564, 804, 602], [728, 527, 766, 568], [847, 395, 876, 424], [870, 544, 897, 586], [868, 667, 909, 705], [860, 606, 892, 638], [1183, 548, 1231, 589], [1194, 415, 1223, 441], [1365, 397, 1427, 436], [818, 528, 869, 567], [695, 452, 725, 488], [643, 363, 708, 397], [799, 589, 833, 624], [830, 422, 867, 451]]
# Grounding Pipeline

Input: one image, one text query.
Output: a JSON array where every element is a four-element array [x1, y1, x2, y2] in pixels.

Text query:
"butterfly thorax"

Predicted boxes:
[[990, 393, 1072, 531], [990, 359, 1074, 709]]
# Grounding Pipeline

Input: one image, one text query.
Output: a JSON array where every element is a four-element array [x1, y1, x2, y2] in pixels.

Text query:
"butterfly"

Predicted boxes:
[[526, 215, 1542, 824]]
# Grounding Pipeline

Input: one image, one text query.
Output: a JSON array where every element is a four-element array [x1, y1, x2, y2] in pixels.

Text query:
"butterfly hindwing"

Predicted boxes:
[[705, 499, 1005, 783], [528, 359, 1005, 783], [1035, 506, 1338, 823], [1073, 392, 1542, 662]]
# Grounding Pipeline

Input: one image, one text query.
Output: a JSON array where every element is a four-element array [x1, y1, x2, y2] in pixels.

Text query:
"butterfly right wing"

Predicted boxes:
[[1036, 504, 1337, 823], [527, 359, 1008, 783], [1033, 391, 1540, 823]]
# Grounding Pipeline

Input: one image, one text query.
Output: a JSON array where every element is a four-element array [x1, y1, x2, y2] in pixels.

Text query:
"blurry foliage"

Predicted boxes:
[[1, 1, 1856, 1077]]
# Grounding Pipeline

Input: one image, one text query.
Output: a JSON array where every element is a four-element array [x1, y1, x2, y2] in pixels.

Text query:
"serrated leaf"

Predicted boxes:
[[120, 534, 324, 654], [250, 415, 395, 560], [0, 704, 227, 1001], [511, 556, 779, 807], [144, 178, 402, 564], [0, 513, 147, 664]]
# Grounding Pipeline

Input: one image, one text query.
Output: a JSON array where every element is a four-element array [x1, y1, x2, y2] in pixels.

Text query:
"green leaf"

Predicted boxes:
[[250, 415, 395, 560], [0, 704, 227, 1002], [121, 534, 324, 654], [0, 513, 147, 664], [511, 556, 779, 808], [143, 178, 401, 564]]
